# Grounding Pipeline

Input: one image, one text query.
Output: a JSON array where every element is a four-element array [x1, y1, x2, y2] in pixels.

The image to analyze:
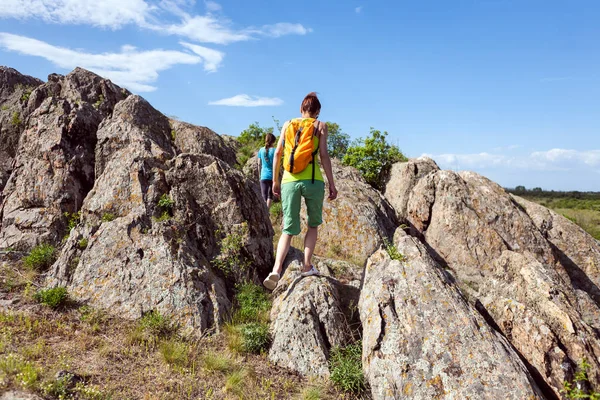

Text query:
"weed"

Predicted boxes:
[[159, 339, 190, 368], [383, 238, 406, 262], [0, 353, 40, 390], [23, 244, 56, 271], [101, 213, 116, 222], [11, 111, 21, 127], [224, 322, 243, 353], [301, 386, 324, 400], [171, 129, 176, 141], [42, 372, 73, 399], [224, 367, 253, 397], [0, 105, 8, 111], [328, 341, 366, 393], [64, 211, 81, 232], [128, 310, 176, 348], [78, 238, 89, 249], [239, 322, 271, 354], [330, 243, 343, 257], [562, 358, 600, 399], [93, 94, 105, 109], [20, 87, 32, 102], [233, 282, 271, 324], [20, 340, 46, 361], [34, 287, 68, 309], [212, 223, 250, 279], [202, 351, 235, 373], [154, 193, 174, 222], [74, 382, 112, 400], [270, 201, 283, 220]]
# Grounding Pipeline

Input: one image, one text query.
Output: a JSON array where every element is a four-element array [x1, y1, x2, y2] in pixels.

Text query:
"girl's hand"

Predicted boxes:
[[328, 184, 338, 200], [273, 182, 281, 198]]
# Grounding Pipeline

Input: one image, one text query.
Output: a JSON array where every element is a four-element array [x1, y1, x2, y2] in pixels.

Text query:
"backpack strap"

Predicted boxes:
[[311, 121, 320, 184]]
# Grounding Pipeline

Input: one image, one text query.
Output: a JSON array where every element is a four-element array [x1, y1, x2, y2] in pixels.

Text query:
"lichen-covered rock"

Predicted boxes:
[[171, 120, 237, 166], [0, 68, 127, 249], [391, 167, 600, 396], [268, 249, 354, 377], [242, 153, 260, 181], [0, 67, 44, 199], [48, 95, 273, 331], [305, 160, 398, 265], [360, 229, 544, 400]]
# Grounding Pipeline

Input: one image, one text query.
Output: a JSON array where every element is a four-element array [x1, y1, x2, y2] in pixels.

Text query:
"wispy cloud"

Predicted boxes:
[[0, 32, 202, 92], [209, 94, 283, 107], [179, 42, 224, 72], [355, 6, 363, 14], [0, 0, 311, 45], [422, 148, 600, 172]]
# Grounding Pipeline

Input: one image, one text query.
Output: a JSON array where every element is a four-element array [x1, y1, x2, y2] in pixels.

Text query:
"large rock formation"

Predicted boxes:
[[0, 67, 44, 202], [171, 120, 237, 167], [268, 249, 356, 377], [386, 159, 600, 397], [48, 95, 273, 330], [0, 68, 127, 249], [360, 229, 544, 399]]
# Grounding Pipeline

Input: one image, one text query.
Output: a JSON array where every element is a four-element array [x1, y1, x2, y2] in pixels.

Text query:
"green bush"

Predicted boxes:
[[233, 282, 271, 324], [343, 128, 407, 191], [329, 341, 366, 393], [34, 287, 68, 309], [326, 122, 350, 160], [239, 322, 270, 353], [562, 358, 600, 399], [212, 223, 250, 279], [270, 201, 283, 220], [23, 244, 56, 271]]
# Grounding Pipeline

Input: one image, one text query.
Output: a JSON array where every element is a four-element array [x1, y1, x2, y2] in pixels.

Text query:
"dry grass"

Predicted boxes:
[[555, 208, 600, 240], [0, 258, 364, 399]]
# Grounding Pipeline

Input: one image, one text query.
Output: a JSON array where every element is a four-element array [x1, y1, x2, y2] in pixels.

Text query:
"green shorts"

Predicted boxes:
[[281, 180, 325, 236]]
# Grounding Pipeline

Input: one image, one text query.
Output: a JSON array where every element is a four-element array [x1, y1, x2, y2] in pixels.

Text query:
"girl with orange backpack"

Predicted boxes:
[[263, 92, 338, 290]]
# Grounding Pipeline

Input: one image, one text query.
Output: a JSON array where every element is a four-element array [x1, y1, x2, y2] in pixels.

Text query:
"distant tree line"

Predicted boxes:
[[506, 186, 600, 200], [236, 119, 407, 191]]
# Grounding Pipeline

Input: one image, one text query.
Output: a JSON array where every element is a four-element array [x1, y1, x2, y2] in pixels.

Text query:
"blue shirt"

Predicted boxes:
[[258, 147, 275, 180]]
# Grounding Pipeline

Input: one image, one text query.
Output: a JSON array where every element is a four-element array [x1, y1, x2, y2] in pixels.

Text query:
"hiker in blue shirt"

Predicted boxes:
[[258, 133, 276, 209]]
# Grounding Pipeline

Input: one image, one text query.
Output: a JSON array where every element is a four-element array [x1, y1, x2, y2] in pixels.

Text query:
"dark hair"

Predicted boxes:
[[300, 92, 321, 117], [265, 132, 276, 149]]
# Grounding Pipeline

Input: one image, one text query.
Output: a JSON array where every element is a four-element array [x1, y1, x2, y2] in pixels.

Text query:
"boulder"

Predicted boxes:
[[268, 249, 355, 377], [170, 120, 237, 166], [387, 163, 600, 396], [48, 95, 273, 331], [360, 229, 545, 399], [0, 68, 127, 249]]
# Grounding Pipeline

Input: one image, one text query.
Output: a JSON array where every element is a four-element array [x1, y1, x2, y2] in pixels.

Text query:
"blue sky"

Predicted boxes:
[[1, 0, 599, 191]]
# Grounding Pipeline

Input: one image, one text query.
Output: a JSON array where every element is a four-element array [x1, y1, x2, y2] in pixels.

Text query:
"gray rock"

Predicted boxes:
[[171, 120, 237, 167], [0, 391, 44, 400], [390, 167, 600, 396], [268, 249, 354, 377], [360, 229, 545, 400]]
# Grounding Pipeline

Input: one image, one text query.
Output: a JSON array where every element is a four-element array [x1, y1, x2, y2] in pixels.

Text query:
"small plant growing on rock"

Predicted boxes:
[[170, 129, 176, 141], [383, 238, 406, 262], [93, 94, 104, 109], [328, 341, 366, 393], [23, 244, 56, 271], [212, 223, 250, 279], [64, 211, 81, 232], [155, 193, 174, 222], [20, 87, 33, 102], [78, 238, 88, 249], [562, 358, 600, 399], [101, 213, 116, 222], [11, 111, 21, 127], [34, 287, 68, 309]]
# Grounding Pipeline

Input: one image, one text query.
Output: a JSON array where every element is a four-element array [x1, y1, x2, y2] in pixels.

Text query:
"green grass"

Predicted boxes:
[[10, 111, 21, 127], [128, 310, 177, 349], [23, 244, 56, 271], [224, 367, 253, 397], [159, 339, 190, 368], [212, 223, 250, 279], [328, 341, 366, 394], [34, 287, 68, 309], [301, 386, 324, 400], [0, 353, 41, 390], [270, 201, 283, 219], [202, 351, 235, 373], [556, 208, 600, 240], [239, 322, 271, 354], [233, 282, 271, 324], [64, 211, 81, 232]]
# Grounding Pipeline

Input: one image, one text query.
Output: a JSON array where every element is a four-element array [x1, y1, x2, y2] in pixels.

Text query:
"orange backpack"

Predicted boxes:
[[283, 118, 320, 182]]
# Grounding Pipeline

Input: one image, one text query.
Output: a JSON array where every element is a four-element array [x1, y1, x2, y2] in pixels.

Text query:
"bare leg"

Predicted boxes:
[[267, 198, 272, 209], [273, 233, 292, 275], [303, 226, 318, 272]]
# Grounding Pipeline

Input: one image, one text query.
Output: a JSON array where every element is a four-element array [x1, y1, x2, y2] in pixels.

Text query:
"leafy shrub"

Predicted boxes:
[[23, 244, 56, 271], [343, 128, 407, 191], [326, 122, 350, 160], [212, 223, 250, 279], [383, 238, 406, 262], [329, 341, 366, 393], [34, 287, 68, 309], [236, 122, 273, 168], [233, 282, 271, 324], [239, 322, 270, 354], [562, 358, 600, 399]]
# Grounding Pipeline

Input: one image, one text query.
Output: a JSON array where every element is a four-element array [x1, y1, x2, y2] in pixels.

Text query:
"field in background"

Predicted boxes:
[[506, 189, 600, 240]]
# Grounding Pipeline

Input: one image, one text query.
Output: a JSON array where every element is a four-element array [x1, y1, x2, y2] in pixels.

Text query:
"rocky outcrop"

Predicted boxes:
[[268, 249, 355, 377], [360, 229, 544, 399], [304, 160, 398, 265], [48, 95, 273, 331], [171, 120, 237, 167], [0, 68, 127, 249], [386, 159, 600, 397], [0, 67, 44, 200]]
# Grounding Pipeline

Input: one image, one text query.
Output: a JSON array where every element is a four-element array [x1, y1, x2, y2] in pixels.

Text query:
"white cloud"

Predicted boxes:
[[0, 32, 203, 92], [0, 0, 153, 28], [0, 0, 311, 45], [205, 1, 222, 12], [208, 94, 283, 107], [355, 6, 363, 14], [180, 41, 224, 72], [422, 148, 600, 173]]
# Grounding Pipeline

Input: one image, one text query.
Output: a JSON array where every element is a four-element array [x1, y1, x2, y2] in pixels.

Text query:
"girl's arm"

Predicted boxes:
[[318, 122, 337, 200], [272, 122, 288, 198]]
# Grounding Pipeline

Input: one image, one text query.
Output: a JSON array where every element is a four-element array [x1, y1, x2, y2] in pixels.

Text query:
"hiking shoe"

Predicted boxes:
[[300, 265, 320, 277], [263, 272, 280, 290]]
